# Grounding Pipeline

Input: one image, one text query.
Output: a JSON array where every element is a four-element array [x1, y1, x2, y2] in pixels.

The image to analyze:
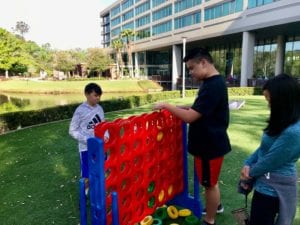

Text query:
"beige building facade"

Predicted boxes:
[[101, 0, 300, 89]]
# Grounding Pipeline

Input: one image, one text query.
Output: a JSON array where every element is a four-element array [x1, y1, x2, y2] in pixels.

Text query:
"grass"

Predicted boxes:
[[0, 79, 161, 94], [0, 96, 299, 225]]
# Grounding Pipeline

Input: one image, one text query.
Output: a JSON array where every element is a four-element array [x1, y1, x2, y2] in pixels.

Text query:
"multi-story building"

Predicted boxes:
[[100, 0, 300, 89]]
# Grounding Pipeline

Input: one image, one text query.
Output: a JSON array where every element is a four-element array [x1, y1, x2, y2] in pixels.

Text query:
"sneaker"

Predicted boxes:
[[202, 220, 216, 225], [202, 204, 224, 215]]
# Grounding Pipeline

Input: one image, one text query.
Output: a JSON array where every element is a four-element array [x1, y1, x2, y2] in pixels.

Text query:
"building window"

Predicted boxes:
[[136, 14, 150, 28], [122, 9, 134, 22], [152, 0, 165, 8], [211, 46, 226, 75], [231, 44, 242, 78], [208, 44, 242, 79], [152, 5, 172, 22], [223, 2, 230, 16], [102, 14, 110, 24], [123, 21, 134, 30], [135, 1, 150, 15], [248, 0, 275, 9], [111, 27, 121, 37], [104, 34, 110, 43], [205, 0, 243, 21], [152, 20, 172, 36], [103, 26, 110, 33], [111, 5, 121, 17], [111, 16, 121, 27], [253, 39, 276, 78], [174, 0, 202, 13], [174, 11, 201, 29], [136, 28, 151, 40], [122, 0, 134, 11], [285, 36, 300, 77]]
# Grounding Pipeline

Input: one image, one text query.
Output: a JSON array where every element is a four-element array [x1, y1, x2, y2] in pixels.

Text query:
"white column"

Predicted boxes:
[[144, 52, 148, 78], [243, 0, 248, 10], [135, 52, 139, 78], [240, 31, 255, 87], [172, 44, 182, 90], [275, 35, 285, 75]]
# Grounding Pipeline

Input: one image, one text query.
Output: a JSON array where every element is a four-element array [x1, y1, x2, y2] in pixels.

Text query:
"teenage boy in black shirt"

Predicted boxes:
[[153, 48, 231, 225]]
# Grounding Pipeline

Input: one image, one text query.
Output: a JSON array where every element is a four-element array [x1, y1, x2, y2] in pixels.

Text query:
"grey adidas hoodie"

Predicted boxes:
[[69, 102, 104, 152]]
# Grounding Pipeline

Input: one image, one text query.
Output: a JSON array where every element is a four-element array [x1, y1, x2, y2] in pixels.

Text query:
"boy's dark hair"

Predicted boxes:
[[263, 73, 300, 136], [183, 47, 214, 64], [84, 83, 102, 95]]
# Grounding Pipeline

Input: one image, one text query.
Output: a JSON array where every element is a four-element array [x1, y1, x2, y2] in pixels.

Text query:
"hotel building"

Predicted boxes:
[[100, 0, 300, 89]]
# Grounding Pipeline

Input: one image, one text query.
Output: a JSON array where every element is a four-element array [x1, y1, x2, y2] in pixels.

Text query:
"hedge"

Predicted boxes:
[[0, 87, 262, 134]]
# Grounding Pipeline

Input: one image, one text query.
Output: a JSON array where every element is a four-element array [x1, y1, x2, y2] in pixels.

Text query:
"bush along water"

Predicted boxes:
[[0, 87, 261, 134]]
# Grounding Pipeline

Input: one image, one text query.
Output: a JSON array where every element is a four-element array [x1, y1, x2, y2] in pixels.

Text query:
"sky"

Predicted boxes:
[[0, 0, 115, 50]]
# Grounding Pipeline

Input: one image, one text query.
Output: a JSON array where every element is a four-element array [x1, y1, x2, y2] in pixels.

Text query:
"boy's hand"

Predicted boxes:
[[153, 102, 166, 110]]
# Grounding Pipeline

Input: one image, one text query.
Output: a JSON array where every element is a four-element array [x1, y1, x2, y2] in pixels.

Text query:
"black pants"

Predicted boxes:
[[250, 190, 279, 225]]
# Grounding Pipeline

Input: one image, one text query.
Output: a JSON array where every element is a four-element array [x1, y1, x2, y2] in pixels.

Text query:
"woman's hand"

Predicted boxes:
[[240, 165, 251, 179], [240, 165, 253, 190]]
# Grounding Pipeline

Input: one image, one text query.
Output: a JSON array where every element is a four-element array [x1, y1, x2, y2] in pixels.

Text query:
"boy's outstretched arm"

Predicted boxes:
[[153, 102, 201, 123]]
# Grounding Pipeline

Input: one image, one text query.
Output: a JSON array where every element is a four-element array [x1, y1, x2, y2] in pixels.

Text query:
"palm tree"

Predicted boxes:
[[120, 29, 135, 78], [111, 38, 124, 79]]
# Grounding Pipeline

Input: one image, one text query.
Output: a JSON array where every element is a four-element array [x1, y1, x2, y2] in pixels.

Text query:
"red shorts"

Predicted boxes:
[[195, 156, 224, 187]]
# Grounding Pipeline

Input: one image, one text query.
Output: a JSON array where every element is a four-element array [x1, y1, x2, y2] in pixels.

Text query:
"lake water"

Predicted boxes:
[[0, 92, 146, 114]]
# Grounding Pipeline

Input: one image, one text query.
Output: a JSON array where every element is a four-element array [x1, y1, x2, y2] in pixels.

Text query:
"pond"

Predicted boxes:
[[0, 92, 146, 114]]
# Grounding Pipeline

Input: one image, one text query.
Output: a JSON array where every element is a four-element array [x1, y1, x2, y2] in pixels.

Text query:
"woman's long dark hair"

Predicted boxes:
[[263, 74, 300, 136]]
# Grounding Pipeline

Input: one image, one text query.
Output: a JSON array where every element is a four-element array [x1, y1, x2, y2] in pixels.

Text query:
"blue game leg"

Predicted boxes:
[[80, 178, 87, 225], [112, 191, 120, 225]]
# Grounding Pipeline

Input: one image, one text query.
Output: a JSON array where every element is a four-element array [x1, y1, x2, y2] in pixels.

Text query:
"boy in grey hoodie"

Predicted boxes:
[[69, 83, 105, 181]]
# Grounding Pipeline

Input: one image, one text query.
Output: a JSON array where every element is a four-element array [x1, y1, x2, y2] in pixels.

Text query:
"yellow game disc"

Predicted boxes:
[[140, 215, 153, 225], [167, 205, 179, 219], [178, 209, 192, 217]]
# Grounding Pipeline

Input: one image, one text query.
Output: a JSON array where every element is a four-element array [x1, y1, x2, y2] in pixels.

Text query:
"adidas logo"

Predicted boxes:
[[87, 114, 102, 129]]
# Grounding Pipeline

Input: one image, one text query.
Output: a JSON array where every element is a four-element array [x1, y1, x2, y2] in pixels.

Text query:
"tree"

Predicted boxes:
[[69, 48, 87, 77], [69, 48, 86, 65], [111, 38, 124, 79], [86, 48, 112, 78], [120, 29, 135, 78], [13, 21, 30, 38], [0, 28, 31, 77], [53, 50, 76, 78], [24, 41, 53, 75]]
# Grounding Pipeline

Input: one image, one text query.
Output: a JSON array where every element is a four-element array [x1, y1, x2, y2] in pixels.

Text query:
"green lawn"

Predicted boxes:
[[0, 96, 299, 225]]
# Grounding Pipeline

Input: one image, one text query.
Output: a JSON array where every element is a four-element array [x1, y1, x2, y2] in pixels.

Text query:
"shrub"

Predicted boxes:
[[0, 87, 262, 134], [228, 87, 262, 95]]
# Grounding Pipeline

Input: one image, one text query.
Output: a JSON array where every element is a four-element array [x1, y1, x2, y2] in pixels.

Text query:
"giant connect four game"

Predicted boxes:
[[79, 109, 202, 225]]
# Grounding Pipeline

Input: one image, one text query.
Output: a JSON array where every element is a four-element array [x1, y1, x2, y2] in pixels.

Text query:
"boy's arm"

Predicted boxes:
[[176, 105, 191, 110], [153, 102, 201, 123], [69, 111, 87, 144]]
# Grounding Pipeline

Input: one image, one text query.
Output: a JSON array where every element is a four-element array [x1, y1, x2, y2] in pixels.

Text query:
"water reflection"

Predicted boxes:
[[0, 94, 9, 104], [0, 92, 145, 114], [0, 94, 32, 112]]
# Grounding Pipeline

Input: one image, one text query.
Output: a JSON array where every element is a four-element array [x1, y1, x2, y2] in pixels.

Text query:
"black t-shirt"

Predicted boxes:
[[188, 75, 231, 159]]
